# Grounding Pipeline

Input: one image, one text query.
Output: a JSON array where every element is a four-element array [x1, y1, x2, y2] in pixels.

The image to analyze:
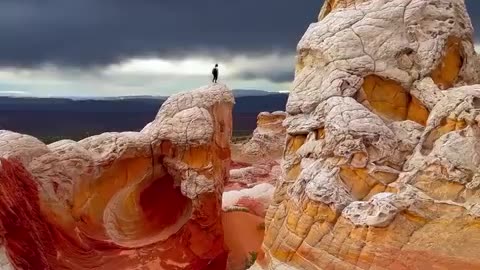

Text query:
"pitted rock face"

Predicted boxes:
[[0, 84, 233, 269], [258, 1, 480, 269]]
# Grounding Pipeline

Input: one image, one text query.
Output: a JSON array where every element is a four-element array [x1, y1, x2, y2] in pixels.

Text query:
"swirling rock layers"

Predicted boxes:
[[0, 84, 234, 269]]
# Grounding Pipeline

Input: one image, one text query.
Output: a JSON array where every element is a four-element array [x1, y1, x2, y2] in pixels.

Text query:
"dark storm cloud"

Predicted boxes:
[[0, 0, 478, 71], [0, 0, 322, 68], [466, 0, 480, 41]]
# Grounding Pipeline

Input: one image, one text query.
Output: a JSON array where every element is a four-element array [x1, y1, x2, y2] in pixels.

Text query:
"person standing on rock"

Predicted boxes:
[[212, 64, 219, 83]]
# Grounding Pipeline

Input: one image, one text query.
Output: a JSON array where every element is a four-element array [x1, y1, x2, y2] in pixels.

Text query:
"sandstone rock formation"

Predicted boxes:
[[229, 111, 285, 192], [256, 0, 480, 269], [232, 111, 286, 163], [228, 163, 282, 190], [227, 112, 286, 217], [223, 183, 275, 218], [0, 84, 234, 269]]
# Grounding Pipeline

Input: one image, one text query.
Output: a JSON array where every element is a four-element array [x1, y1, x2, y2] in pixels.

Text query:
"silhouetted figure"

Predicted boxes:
[[212, 64, 219, 83]]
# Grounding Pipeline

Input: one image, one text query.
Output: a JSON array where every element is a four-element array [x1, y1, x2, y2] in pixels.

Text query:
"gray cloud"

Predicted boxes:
[[236, 70, 294, 83], [0, 0, 322, 68], [466, 1, 480, 41], [0, 0, 478, 88]]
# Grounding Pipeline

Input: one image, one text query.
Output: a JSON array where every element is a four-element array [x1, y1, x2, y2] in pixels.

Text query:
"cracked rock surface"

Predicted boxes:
[[254, 0, 480, 269], [0, 84, 233, 269]]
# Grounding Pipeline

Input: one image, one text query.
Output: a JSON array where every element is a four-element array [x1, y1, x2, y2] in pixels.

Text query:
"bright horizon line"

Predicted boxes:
[[0, 88, 289, 98], [0, 45, 477, 98]]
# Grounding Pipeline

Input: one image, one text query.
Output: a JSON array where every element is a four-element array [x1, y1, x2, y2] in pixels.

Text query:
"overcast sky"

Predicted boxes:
[[0, 0, 478, 97]]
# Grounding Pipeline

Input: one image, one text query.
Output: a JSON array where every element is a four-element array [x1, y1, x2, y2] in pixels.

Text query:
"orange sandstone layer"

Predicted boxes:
[[0, 84, 234, 269], [254, 0, 480, 269]]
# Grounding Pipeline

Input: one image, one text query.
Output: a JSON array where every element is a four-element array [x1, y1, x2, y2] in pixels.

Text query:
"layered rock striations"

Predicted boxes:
[[0, 84, 234, 269], [257, 0, 480, 269]]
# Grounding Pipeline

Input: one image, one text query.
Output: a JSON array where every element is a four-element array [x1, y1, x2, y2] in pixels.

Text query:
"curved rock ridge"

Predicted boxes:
[[0, 84, 234, 269], [256, 1, 480, 269]]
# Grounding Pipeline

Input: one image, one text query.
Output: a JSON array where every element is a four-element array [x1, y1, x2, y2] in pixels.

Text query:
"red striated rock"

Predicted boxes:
[[0, 158, 58, 269], [0, 84, 234, 269]]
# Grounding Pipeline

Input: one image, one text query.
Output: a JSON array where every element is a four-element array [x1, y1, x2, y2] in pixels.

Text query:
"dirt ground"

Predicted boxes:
[[222, 211, 265, 270]]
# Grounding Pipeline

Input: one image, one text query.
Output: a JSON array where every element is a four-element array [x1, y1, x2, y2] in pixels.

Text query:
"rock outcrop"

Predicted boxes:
[[256, 1, 480, 269], [227, 112, 286, 217], [229, 110, 286, 192], [0, 84, 234, 269], [223, 183, 275, 218], [228, 163, 282, 190], [233, 111, 286, 163]]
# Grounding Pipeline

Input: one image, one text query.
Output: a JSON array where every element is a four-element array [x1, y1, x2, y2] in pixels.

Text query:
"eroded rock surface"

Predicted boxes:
[[232, 111, 286, 163], [229, 111, 286, 187], [228, 163, 282, 190], [256, 1, 480, 269], [227, 112, 286, 217], [223, 183, 275, 218], [0, 84, 234, 269]]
